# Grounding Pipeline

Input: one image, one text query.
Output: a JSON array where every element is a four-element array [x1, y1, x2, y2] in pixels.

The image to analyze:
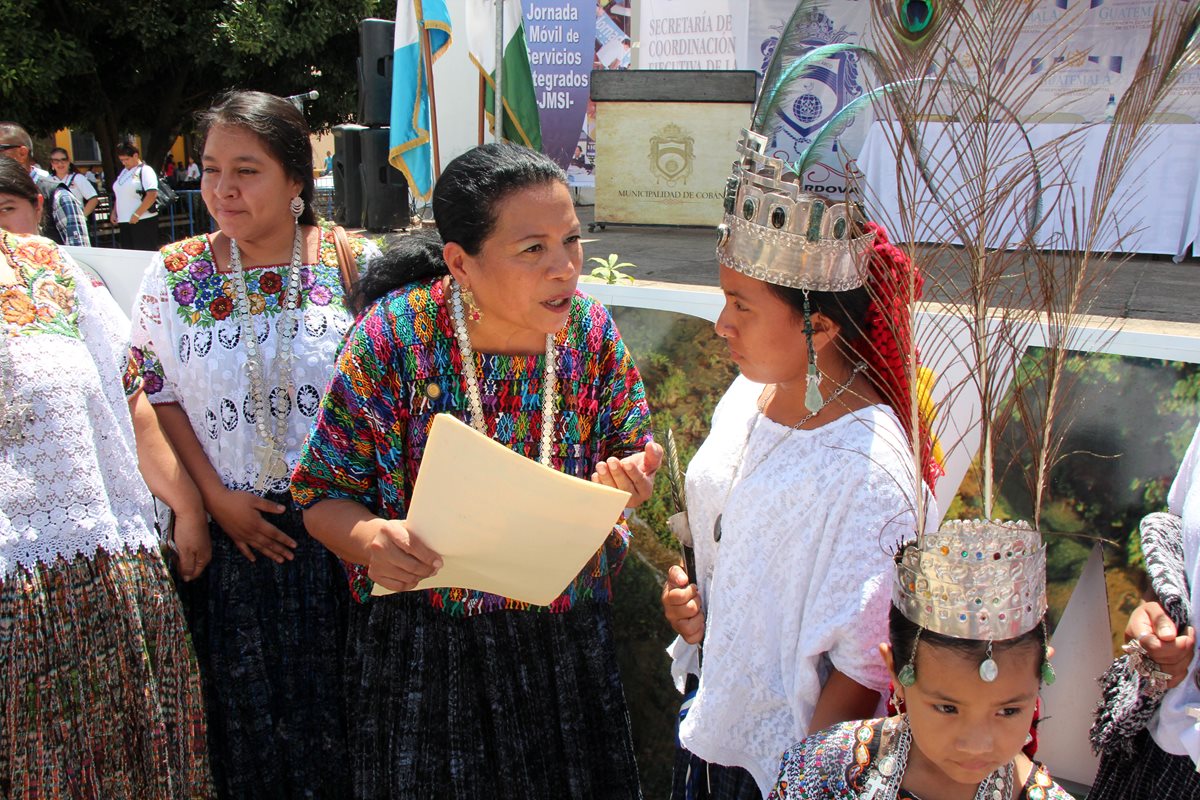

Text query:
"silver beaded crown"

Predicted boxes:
[[893, 519, 1048, 641], [715, 129, 874, 292]]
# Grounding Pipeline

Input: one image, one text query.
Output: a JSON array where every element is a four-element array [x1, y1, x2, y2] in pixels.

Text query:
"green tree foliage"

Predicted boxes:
[[0, 0, 387, 185]]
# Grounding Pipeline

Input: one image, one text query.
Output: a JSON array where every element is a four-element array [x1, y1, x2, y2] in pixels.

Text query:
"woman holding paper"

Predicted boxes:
[[127, 91, 378, 797], [292, 142, 659, 799]]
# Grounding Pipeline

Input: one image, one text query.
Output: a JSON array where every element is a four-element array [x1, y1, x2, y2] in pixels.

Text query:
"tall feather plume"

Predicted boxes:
[[751, 0, 825, 133], [853, 0, 1200, 537]]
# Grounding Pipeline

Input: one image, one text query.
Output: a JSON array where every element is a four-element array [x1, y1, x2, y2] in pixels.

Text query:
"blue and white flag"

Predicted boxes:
[[390, 0, 452, 201]]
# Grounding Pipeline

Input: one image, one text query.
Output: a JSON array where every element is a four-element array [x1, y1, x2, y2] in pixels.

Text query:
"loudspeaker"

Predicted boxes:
[[332, 124, 367, 227], [360, 127, 411, 231], [358, 19, 395, 127]]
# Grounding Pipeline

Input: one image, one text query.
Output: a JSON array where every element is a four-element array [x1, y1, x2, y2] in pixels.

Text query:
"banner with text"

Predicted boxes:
[[637, 0, 747, 70], [521, 0, 595, 178]]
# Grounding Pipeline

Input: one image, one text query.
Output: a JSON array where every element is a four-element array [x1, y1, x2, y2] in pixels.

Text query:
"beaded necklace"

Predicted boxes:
[[449, 282, 556, 467], [229, 225, 303, 493]]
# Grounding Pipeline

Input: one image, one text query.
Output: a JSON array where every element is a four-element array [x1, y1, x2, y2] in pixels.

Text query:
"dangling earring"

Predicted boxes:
[[890, 685, 906, 712], [802, 289, 822, 413], [461, 286, 483, 323], [289, 196, 305, 221], [1041, 619, 1056, 685], [898, 629, 920, 687]]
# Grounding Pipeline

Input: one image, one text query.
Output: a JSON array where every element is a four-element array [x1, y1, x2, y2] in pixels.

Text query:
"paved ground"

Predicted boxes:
[[570, 204, 1200, 326]]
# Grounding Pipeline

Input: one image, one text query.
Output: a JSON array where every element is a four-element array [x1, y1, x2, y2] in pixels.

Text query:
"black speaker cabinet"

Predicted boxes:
[[360, 127, 411, 231], [358, 19, 395, 127], [333, 124, 367, 227]]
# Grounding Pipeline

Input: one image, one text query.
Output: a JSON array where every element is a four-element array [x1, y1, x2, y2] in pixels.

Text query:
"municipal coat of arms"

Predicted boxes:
[[649, 124, 694, 186]]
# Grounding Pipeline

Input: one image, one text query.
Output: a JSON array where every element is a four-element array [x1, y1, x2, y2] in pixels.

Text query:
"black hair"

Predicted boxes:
[[888, 603, 1048, 681], [766, 284, 871, 352], [48, 147, 69, 160], [195, 90, 318, 226], [115, 142, 140, 158], [355, 142, 567, 311], [0, 157, 40, 207]]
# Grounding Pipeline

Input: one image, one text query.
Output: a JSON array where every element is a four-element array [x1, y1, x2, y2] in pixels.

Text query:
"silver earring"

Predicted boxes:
[[802, 289, 822, 412], [289, 196, 305, 220]]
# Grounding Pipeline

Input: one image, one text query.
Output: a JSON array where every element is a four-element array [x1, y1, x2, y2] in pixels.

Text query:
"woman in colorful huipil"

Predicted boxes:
[[291, 142, 660, 799], [0, 158, 211, 797], [128, 91, 378, 797]]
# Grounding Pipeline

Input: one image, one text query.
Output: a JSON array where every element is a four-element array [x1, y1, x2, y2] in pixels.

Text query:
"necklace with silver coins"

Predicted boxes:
[[450, 281, 557, 467], [862, 717, 1015, 800], [229, 225, 303, 493]]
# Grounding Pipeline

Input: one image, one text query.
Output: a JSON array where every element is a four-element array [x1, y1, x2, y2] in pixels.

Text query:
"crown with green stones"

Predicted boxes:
[[893, 519, 1048, 641], [715, 129, 874, 292]]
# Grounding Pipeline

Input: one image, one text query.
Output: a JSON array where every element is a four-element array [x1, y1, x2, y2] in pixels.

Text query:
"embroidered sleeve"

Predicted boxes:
[[766, 742, 806, 799], [291, 307, 398, 512], [128, 254, 179, 404]]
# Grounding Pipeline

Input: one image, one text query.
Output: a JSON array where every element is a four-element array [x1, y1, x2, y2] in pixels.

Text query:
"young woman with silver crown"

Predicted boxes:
[[291, 142, 661, 799], [661, 121, 942, 797], [768, 521, 1071, 800], [128, 91, 379, 797]]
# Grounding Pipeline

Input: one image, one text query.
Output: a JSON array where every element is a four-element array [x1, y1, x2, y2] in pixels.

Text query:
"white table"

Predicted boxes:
[[857, 121, 1200, 260]]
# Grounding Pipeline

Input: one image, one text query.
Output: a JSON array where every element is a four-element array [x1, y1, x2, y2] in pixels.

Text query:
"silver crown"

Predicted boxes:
[[893, 519, 1048, 641], [715, 129, 874, 292]]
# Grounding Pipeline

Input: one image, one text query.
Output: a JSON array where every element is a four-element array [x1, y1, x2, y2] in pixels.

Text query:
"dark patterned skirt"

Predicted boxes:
[[175, 492, 350, 799], [1089, 728, 1200, 799], [0, 546, 212, 799], [346, 592, 642, 800]]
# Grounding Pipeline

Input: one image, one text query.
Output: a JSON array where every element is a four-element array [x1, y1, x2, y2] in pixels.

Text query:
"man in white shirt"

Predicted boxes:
[[48, 147, 98, 216]]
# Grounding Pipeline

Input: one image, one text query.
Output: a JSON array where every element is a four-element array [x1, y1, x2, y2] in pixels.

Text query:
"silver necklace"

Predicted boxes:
[[712, 362, 866, 543], [450, 282, 556, 466], [865, 717, 1015, 800], [229, 225, 303, 493]]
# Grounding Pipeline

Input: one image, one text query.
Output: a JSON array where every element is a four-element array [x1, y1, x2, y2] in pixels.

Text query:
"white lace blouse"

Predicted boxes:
[[0, 236, 158, 578], [128, 232, 379, 495], [667, 375, 921, 795]]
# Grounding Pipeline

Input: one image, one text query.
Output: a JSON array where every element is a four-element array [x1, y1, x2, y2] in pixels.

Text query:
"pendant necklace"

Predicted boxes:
[[450, 282, 557, 466], [230, 224, 303, 493], [712, 362, 865, 543]]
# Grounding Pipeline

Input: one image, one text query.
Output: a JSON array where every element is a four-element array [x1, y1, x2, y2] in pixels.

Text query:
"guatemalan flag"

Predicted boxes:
[[389, 0, 452, 201]]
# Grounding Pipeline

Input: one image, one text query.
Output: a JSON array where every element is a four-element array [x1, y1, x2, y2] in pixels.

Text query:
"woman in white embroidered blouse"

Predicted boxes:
[[128, 91, 379, 798], [0, 157, 212, 795], [662, 220, 930, 799]]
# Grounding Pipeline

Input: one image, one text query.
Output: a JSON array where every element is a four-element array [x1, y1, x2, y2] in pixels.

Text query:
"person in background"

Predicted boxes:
[[322, 150, 333, 176], [184, 156, 201, 186], [0, 124, 88, 246], [113, 143, 159, 251], [49, 147, 99, 216], [0, 154, 212, 797], [128, 90, 379, 798]]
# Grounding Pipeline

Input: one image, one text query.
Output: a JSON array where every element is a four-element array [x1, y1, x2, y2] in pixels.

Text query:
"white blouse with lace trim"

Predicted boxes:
[[667, 375, 921, 795], [129, 238, 380, 495], [0, 255, 158, 579]]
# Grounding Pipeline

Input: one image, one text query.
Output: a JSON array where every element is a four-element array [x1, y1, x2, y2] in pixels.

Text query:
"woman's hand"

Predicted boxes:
[[366, 519, 443, 592], [209, 488, 295, 564], [172, 511, 212, 581], [1127, 600, 1196, 688], [592, 441, 664, 508], [662, 564, 705, 644]]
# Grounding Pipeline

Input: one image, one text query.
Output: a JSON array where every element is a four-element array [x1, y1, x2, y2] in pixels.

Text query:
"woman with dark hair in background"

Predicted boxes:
[[128, 90, 378, 797], [113, 143, 159, 251], [291, 142, 661, 799], [0, 156, 212, 797]]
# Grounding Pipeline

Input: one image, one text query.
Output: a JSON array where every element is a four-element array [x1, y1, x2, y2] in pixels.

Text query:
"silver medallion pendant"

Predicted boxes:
[[253, 443, 290, 494]]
